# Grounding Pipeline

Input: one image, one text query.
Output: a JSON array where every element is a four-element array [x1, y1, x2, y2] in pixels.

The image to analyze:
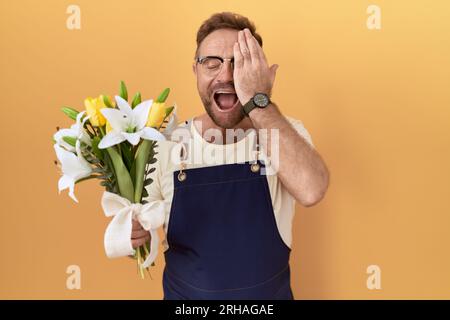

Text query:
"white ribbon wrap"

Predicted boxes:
[[101, 191, 165, 268]]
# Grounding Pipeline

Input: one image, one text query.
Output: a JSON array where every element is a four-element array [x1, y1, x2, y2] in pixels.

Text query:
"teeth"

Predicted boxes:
[[216, 91, 235, 94]]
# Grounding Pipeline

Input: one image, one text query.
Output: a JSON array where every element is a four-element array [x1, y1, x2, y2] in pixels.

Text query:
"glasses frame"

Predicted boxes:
[[195, 56, 235, 74]]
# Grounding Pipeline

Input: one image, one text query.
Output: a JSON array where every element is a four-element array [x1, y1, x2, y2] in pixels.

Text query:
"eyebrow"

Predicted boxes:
[[196, 55, 235, 62]]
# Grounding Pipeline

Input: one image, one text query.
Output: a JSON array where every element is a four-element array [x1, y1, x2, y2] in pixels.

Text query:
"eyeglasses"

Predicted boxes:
[[195, 56, 234, 76]]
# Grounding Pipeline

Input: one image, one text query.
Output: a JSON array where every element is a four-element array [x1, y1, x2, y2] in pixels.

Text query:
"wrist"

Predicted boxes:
[[249, 101, 278, 118], [241, 94, 254, 106], [242, 92, 272, 117]]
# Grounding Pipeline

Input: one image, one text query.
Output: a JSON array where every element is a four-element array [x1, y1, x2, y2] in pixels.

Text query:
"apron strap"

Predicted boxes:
[[177, 142, 188, 182], [176, 122, 262, 181]]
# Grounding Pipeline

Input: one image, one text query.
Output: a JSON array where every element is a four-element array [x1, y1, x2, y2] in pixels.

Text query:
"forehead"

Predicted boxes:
[[198, 28, 239, 57]]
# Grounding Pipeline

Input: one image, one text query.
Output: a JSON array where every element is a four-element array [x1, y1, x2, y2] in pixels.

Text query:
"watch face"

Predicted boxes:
[[253, 93, 269, 107]]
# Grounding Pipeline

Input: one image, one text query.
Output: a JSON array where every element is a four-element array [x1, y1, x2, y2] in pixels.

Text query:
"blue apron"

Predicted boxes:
[[163, 141, 293, 300]]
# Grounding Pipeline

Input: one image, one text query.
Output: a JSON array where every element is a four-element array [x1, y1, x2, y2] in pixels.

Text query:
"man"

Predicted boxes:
[[131, 12, 329, 300]]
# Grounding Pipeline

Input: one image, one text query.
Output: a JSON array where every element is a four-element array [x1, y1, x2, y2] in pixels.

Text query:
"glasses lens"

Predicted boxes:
[[201, 57, 222, 74]]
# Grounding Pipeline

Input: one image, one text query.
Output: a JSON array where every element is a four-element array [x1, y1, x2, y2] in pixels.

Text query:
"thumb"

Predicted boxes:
[[270, 64, 279, 82], [270, 64, 279, 74]]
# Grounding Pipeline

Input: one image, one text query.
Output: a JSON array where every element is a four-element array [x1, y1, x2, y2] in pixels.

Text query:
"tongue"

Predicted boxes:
[[216, 93, 237, 110]]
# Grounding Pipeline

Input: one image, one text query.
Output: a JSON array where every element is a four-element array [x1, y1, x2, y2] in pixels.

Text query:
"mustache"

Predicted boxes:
[[210, 84, 235, 94]]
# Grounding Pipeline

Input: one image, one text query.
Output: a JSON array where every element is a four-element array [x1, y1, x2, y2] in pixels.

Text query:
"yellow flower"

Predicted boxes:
[[147, 101, 167, 128], [105, 120, 112, 133], [84, 95, 109, 126]]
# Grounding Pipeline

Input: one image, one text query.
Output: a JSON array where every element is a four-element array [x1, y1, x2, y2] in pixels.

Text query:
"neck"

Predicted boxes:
[[193, 113, 254, 144]]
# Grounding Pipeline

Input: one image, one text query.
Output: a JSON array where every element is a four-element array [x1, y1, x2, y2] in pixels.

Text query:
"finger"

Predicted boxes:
[[252, 34, 268, 64], [132, 238, 145, 249], [244, 28, 260, 62], [238, 30, 251, 63], [132, 235, 150, 248], [131, 229, 149, 239], [233, 42, 244, 69], [132, 219, 144, 231]]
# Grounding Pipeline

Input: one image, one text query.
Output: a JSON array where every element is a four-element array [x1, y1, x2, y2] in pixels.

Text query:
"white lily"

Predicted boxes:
[[98, 96, 166, 149], [54, 140, 93, 203], [54, 111, 91, 152]]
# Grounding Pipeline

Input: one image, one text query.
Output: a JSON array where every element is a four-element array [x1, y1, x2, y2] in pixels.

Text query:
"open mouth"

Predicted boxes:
[[213, 92, 240, 112]]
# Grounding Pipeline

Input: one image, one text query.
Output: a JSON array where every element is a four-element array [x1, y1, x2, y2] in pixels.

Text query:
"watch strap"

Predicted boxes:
[[243, 98, 257, 116]]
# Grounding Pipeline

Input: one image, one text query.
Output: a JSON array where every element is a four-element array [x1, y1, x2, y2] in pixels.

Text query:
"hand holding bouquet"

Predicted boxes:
[[53, 81, 177, 278]]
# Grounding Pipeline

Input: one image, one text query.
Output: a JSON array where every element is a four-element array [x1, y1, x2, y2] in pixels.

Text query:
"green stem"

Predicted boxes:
[[136, 247, 144, 279], [99, 126, 106, 137], [75, 174, 101, 184], [142, 242, 153, 279], [141, 245, 152, 279]]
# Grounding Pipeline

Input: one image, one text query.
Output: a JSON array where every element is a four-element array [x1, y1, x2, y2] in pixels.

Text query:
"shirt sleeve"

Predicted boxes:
[[285, 116, 315, 148]]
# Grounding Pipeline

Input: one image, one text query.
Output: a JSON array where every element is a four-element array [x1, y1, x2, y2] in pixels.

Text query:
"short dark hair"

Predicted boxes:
[[195, 12, 263, 57]]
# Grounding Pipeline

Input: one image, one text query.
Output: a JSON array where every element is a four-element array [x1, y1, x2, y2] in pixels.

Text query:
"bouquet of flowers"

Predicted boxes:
[[52, 81, 177, 278]]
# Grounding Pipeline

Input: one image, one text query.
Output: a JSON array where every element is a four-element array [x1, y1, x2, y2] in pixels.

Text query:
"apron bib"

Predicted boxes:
[[163, 140, 293, 300]]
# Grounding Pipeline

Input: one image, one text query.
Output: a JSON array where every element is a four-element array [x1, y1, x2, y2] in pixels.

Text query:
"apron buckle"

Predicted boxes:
[[178, 162, 187, 182], [250, 162, 260, 173], [178, 171, 187, 182]]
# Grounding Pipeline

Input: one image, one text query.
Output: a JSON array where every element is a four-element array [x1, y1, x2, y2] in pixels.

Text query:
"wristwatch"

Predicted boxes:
[[242, 93, 271, 116]]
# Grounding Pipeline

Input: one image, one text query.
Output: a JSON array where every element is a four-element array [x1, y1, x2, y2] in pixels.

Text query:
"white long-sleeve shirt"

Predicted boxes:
[[143, 116, 315, 251]]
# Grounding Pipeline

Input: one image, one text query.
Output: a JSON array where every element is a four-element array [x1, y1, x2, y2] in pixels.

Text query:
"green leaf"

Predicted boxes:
[[165, 105, 175, 117], [119, 80, 128, 101], [100, 181, 109, 187], [103, 95, 114, 108], [103, 149, 116, 176], [133, 140, 153, 203], [130, 161, 137, 187], [61, 106, 80, 120], [106, 146, 134, 202], [91, 136, 103, 160], [156, 88, 170, 103], [62, 136, 77, 147], [131, 92, 142, 108], [86, 157, 101, 164], [98, 174, 113, 180], [143, 178, 153, 185], [121, 143, 134, 171]]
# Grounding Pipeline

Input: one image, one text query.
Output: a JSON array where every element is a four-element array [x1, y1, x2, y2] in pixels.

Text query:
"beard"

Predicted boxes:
[[200, 88, 245, 129]]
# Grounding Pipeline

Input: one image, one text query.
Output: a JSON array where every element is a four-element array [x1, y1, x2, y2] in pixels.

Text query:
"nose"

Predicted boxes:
[[215, 60, 234, 83]]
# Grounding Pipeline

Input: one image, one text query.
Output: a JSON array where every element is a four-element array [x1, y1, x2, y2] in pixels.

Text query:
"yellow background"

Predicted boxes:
[[1, 0, 449, 299]]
